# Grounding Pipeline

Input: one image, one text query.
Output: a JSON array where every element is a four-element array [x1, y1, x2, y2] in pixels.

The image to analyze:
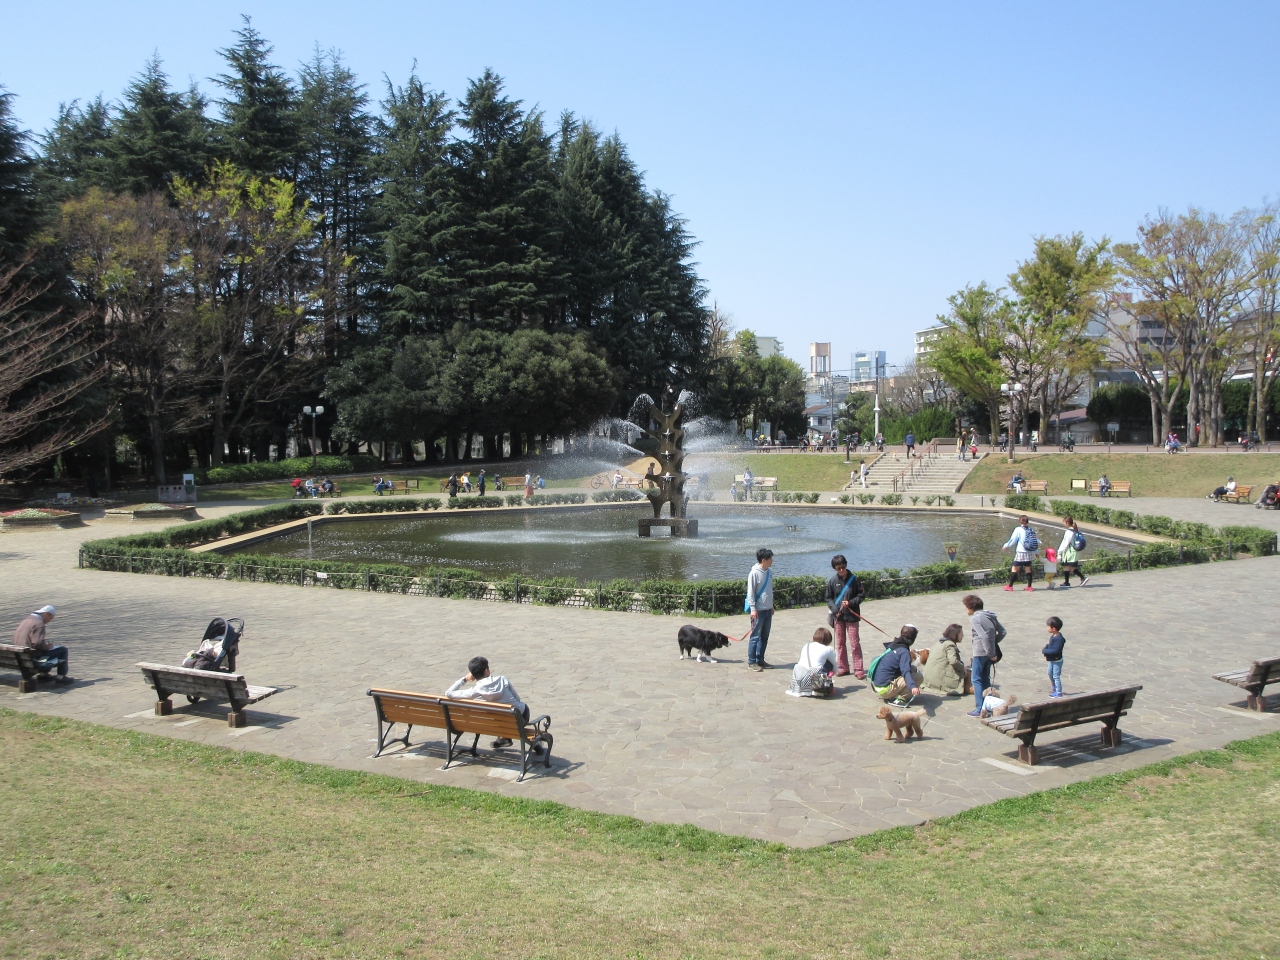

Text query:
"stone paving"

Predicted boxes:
[[2, 507, 1277, 847]]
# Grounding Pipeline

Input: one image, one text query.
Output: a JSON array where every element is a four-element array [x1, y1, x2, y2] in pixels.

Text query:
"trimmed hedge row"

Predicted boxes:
[[200, 455, 382, 485], [78, 499, 1278, 615], [326, 497, 441, 515], [1045, 499, 1275, 553], [446, 496, 505, 510], [592, 489, 645, 502], [528, 493, 588, 506]]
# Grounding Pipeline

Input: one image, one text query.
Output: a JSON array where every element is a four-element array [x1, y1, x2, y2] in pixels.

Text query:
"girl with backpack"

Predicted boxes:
[[1056, 517, 1089, 588], [1002, 515, 1039, 592]]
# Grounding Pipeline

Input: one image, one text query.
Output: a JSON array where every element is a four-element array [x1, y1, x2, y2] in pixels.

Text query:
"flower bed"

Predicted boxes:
[[0, 507, 82, 530], [25, 497, 119, 508]]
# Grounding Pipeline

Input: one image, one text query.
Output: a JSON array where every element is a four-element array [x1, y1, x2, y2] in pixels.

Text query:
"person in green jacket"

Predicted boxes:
[[921, 623, 969, 696]]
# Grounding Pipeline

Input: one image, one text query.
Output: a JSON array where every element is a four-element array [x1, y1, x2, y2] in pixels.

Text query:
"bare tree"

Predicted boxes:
[[0, 260, 111, 477]]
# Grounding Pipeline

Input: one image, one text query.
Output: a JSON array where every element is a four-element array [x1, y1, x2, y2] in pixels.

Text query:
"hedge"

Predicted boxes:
[[527, 493, 587, 506], [326, 497, 441, 515], [199, 455, 382, 485], [77, 500, 1278, 615], [592, 490, 644, 502], [446, 496, 505, 510]]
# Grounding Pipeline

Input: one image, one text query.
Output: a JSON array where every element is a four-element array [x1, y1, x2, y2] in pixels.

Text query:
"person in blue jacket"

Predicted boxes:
[[870, 625, 921, 705], [1042, 616, 1066, 697]]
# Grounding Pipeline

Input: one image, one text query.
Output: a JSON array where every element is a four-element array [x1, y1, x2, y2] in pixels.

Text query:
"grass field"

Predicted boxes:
[[962, 452, 1280, 499], [198, 454, 870, 502], [2, 710, 1277, 959]]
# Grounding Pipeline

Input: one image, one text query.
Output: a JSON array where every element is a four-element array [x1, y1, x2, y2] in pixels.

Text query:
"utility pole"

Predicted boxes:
[[873, 355, 882, 440]]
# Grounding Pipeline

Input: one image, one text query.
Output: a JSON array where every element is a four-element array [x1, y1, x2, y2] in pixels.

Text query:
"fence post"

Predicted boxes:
[[514, 577, 520, 603], [1228, 539, 1233, 560], [1178, 545, 1184, 564], [300, 568, 305, 587], [711, 587, 716, 613], [693, 588, 698, 614], [597, 584, 603, 608], [1127, 549, 1132, 571], [365, 570, 371, 591], [78, 549, 83, 569]]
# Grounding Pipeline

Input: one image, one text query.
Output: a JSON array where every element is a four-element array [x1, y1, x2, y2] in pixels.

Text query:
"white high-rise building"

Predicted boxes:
[[852, 350, 886, 382]]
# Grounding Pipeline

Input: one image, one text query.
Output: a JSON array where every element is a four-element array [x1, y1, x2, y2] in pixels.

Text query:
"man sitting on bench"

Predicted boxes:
[[446, 656, 541, 752], [1208, 477, 1236, 502], [12, 604, 73, 685]]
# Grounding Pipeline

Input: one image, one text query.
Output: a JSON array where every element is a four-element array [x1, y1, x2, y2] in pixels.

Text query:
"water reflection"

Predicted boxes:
[[247, 506, 1048, 582]]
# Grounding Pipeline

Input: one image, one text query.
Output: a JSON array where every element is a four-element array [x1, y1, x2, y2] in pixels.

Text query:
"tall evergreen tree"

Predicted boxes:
[[107, 57, 212, 195], [297, 48, 376, 347], [0, 91, 42, 264], [214, 18, 300, 180], [374, 71, 456, 337], [36, 97, 113, 204], [447, 69, 559, 329]]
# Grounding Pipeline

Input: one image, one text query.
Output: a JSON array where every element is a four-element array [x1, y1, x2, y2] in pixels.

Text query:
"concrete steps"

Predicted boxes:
[[835, 444, 984, 494]]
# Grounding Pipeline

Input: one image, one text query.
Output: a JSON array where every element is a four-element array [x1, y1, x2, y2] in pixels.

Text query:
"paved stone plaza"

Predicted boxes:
[[3, 506, 1277, 847]]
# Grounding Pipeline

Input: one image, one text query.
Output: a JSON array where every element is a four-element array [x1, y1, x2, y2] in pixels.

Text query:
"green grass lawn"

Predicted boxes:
[[962, 452, 1280, 498], [699, 453, 876, 491], [200, 454, 869, 501], [2, 710, 1277, 959]]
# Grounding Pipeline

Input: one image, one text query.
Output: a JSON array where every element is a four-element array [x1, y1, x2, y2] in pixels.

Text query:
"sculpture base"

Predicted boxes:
[[638, 518, 698, 538]]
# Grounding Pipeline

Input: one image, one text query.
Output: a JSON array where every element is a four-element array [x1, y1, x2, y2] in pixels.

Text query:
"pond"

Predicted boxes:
[[244, 505, 1130, 582]]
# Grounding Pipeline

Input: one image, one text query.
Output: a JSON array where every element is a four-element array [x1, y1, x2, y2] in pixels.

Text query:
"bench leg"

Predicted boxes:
[[17, 678, 36, 694], [227, 709, 247, 728], [1101, 726, 1122, 747], [1247, 693, 1268, 712], [1017, 743, 1039, 766], [155, 698, 173, 716]]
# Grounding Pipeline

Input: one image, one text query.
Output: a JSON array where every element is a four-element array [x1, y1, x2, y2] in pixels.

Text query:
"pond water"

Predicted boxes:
[[244, 505, 1128, 582]]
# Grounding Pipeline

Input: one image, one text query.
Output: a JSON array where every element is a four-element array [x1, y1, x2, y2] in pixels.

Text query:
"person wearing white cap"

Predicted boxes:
[[12, 605, 72, 684]]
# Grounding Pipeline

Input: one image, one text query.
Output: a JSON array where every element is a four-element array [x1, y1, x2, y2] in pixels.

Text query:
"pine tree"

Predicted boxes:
[[214, 17, 300, 180], [373, 71, 456, 337], [297, 48, 376, 347], [0, 91, 42, 264], [36, 96, 113, 204], [107, 56, 212, 195], [447, 69, 559, 330]]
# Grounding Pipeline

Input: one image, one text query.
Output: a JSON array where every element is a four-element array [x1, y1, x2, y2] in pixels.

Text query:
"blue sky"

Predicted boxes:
[[3, 2, 1278, 375]]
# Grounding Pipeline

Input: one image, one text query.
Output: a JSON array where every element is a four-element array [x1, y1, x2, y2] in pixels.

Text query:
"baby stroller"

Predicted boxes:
[[181, 617, 244, 703]]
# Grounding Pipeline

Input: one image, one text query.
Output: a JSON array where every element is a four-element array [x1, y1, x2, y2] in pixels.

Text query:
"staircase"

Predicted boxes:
[[897, 443, 984, 494]]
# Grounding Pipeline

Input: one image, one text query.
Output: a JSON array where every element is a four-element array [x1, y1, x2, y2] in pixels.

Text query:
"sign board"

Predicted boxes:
[[1106, 422, 1119, 433], [944, 542, 959, 562]]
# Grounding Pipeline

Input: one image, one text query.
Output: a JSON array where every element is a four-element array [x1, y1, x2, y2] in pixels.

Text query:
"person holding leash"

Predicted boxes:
[[745, 547, 774, 672], [825, 554, 866, 678], [1002, 514, 1039, 591]]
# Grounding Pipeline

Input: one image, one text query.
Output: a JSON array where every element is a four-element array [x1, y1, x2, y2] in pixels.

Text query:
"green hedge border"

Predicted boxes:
[[78, 499, 1278, 615]]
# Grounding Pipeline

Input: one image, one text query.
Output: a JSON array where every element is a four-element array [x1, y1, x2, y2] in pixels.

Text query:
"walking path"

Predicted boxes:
[[2, 511, 1277, 847]]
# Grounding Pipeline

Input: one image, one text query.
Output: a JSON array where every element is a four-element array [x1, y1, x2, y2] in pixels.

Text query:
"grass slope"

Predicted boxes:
[[1, 710, 1277, 959], [962, 452, 1280, 499]]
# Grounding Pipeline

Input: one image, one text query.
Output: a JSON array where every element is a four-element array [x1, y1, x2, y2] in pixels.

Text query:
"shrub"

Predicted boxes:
[[910, 496, 920, 505], [879, 494, 903, 505], [1003, 493, 1044, 513], [199, 455, 381, 485], [857, 493, 876, 505], [939, 496, 955, 507], [326, 497, 440, 515], [591, 489, 644, 502], [529, 493, 587, 506], [446, 496, 505, 510], [505, 495, 525, 507], [838, 494, 851, 505]]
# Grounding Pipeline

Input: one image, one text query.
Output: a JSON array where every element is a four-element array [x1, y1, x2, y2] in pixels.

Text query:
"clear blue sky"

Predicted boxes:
[[4, 2, 1278, 375]]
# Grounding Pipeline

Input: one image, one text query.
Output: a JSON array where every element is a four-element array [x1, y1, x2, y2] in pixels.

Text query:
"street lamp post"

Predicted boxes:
[[303, 405, 325, 472]]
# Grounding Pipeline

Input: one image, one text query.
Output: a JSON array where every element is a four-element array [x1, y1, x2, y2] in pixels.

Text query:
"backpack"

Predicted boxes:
[[1021, 527, 1039, 551], [1072, 531, 1086, 551], [866, 648, 892, 688]]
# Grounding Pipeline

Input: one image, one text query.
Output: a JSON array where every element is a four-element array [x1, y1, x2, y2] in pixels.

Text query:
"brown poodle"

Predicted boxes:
[[877, 705, 925, 741]]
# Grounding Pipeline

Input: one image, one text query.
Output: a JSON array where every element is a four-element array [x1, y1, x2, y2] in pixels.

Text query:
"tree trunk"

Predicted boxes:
[[987, 398, 1001, 446], [1187, 373, 1200, 447], [1256, 366, 1268, 442], [1150, 395, 1159, 448]]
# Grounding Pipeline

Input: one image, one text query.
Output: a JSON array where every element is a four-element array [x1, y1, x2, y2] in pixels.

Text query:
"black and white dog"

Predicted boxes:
[[677, 624, 732, 663]]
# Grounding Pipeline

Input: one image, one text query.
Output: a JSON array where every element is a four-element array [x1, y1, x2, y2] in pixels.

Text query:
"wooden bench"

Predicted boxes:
[[1087, 480, 1132, 497], [138, 662, 280, 727], [1023, 480, 1049, 495], [367, 687, 552, 781], [0, 643, 57, 694], [1220, 484, 1253, 504], [1213, 656, 1280, 711], [982, 685, 1142, 765], [735, 475, 778, 491]]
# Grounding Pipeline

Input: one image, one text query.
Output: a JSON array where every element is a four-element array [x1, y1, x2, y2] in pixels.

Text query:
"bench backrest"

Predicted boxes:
[[1012, 685, 1142, 733], [369, 688, 450, 729], [1025, 481, 1049, 491], [138, 662, 251, 701], [1112, 481, 1132, 491], [367, 688, 523, 739], [1247, 656, 1280, 686], [0, 644, 36, 671]]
